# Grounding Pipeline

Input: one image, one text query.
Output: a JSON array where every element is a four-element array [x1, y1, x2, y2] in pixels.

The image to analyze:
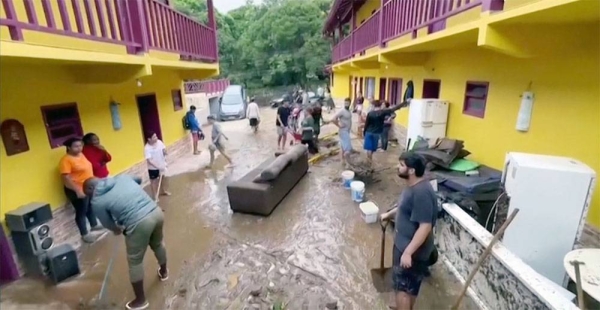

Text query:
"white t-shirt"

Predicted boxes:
[[247, 102, 260, 119], [144, 140, 166, 170]]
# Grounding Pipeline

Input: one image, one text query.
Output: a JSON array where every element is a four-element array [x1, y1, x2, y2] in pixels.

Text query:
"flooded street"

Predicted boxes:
[[1, 108, 477, 310]]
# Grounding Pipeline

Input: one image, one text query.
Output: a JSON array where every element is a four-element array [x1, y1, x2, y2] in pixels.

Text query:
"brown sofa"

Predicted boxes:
[[227, 145, 309, 216]]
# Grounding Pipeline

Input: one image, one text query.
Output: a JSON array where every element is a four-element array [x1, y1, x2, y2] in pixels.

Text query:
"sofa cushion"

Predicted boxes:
[[286, 144, 308, 162], [259, 154, 292, 181]]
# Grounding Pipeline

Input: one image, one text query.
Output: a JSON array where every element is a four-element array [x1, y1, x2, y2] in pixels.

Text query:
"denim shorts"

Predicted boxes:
[[392, 246, 428, 296], [363, 132, 380, 152], [339, 130, 352, 152]]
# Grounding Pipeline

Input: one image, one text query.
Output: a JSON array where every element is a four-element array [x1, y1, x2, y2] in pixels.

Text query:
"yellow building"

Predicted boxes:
[[0, 0, 220, 279], [325, 0, 599, 242]]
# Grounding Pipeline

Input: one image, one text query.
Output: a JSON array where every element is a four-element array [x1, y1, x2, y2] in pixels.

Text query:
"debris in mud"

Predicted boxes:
[[168, 239, 346, 310], [326, 301, 339, 309], [249, 286, 262, 297], [178, 288, 187, 297]]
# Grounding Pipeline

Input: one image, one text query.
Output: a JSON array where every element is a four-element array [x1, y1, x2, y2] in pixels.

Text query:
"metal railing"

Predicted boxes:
[[184, 79, 230, 94], [331, 0, 490, 64]]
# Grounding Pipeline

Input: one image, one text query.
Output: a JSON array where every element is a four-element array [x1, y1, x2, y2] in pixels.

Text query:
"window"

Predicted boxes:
[[463, 81, 489, 118], [41, 103, 83, 149], [172, 89, 183, 111]]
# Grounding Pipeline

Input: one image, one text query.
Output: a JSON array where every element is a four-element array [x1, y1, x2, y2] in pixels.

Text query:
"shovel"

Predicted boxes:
[[370, 220, 394, 292]]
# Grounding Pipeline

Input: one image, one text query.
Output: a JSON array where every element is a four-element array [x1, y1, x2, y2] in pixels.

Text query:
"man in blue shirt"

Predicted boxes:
[[186, 106, 202, 155]]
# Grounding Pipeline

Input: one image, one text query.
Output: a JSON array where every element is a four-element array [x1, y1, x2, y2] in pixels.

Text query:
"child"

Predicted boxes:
[[206, 115, 232, 167]]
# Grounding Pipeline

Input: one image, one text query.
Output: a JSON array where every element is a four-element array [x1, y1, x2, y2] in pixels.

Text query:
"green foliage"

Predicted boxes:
[[173, 0, 332, 89]]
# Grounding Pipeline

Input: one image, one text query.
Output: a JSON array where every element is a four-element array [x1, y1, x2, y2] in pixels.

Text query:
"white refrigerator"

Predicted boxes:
[[406, 99, 449, 149], [501, 152, 596, 286]]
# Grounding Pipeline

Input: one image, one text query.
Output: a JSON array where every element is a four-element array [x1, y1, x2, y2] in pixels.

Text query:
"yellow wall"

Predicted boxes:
[[356, 0, 381, 25], [332, 24, 600, 228], [0, 64, 187, 215]]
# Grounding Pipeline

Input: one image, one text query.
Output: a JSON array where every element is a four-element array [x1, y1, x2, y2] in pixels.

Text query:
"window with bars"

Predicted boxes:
[[172, 89, 183, 111], [41, 103, 84, 149]]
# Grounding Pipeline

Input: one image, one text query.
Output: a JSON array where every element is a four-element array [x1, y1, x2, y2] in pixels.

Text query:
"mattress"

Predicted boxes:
[[431, 165, 502, 194]]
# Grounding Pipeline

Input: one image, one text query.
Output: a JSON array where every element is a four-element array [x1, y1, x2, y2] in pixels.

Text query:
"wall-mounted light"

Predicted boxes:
[[109, 98, 122, 131], [136, 79, 142, 87]]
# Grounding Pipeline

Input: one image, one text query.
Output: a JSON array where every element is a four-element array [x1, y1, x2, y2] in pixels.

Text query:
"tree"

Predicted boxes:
[[173, 0, 332, 89]]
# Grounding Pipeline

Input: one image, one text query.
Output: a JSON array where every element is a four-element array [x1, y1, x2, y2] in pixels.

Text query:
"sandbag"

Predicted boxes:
[[260, 154, 292, 181]]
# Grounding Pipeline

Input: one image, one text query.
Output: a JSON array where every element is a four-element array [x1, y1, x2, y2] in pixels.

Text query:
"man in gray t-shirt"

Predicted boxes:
[[381, 152, 437, 309], [325, 98, 353, 164]]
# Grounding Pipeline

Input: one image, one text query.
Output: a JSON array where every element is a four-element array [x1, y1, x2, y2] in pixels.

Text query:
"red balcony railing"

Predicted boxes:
[[382, 0, 483, 41], [332, 35, 352, 63], [0, 0, 218, 62], [353, 10, 380, 54], [184, 78, 230, 94], [331, 0, 490, 64], [143, 0, 217, 61]]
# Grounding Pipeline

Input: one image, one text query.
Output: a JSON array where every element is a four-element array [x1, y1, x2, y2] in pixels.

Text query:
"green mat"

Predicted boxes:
[[449, 158, 480, 172]]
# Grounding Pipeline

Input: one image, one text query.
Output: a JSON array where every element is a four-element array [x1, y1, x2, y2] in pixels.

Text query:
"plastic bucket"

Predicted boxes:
[[341, 170, 355, 189], [350, 181, 365, 202]]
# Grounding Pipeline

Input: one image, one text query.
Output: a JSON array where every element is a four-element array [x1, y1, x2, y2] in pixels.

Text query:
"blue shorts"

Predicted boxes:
[[392, 246, 428, 296], [363, 132, 380, 152], [339, 130, 352, 152]]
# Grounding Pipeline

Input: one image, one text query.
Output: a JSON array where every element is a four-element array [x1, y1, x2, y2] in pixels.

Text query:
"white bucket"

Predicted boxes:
[[359, 201, 379, 224], [341, 170, 355, 189], [350, 181, 365, 202]]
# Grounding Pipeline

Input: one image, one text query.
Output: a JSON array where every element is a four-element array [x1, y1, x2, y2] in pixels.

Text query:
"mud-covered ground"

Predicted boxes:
[[1, 108, 477, 310]]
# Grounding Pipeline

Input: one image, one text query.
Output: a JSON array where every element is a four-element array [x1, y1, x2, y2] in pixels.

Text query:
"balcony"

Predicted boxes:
[[330, 0, 498, 64], [184, 78, 230, 95], [0, 0, 218, 62]]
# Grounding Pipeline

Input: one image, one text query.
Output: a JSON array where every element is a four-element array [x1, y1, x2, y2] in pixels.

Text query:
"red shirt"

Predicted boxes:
[[82, 145, 112, 178]]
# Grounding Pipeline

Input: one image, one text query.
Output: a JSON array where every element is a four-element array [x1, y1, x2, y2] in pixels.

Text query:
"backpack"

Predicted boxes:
[[182, 113, 191, 130]]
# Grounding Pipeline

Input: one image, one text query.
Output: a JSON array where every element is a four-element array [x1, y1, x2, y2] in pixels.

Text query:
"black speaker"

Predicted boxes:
[[11, 224, 54, 256], [5, 202, 52, 232], [46, 244, 80, 284]]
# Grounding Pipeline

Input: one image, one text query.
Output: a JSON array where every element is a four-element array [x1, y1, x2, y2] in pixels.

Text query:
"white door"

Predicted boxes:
[[366, 77, 376, 99]]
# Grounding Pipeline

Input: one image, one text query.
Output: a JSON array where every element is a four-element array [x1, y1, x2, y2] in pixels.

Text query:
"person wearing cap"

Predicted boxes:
[[206, 115, 232, 167]]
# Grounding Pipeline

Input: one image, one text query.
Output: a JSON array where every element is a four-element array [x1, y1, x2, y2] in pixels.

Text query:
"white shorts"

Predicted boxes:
[[277, 126, 287, 136]]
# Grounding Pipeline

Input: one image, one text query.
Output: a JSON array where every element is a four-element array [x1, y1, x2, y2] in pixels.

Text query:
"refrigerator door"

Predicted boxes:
[[502, 153, 596, 286], [420, 100, 449, 127]]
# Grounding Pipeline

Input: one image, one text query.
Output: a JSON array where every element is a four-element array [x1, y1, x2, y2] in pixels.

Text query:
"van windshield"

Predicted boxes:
[[222, 95, 243, 105]]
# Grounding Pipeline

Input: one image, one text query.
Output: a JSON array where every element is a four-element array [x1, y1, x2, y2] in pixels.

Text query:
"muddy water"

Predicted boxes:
[[0, 108, 478, 310]]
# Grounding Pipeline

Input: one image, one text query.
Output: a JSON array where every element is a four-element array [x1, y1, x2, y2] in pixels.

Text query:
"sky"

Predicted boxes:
[[214, 0, 263, 13]]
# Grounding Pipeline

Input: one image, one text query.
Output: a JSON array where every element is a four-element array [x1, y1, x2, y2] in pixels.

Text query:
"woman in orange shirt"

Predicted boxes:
[[59, 137, 103, 243]]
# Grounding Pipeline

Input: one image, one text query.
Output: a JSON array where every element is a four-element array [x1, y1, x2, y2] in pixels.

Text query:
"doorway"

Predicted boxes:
[[0, 228, 19, 284], [379, 78, 387, 101], [358, 77, 364, 96], [389, 78, 403, 105], [136, 94, 163, 142], [349, 75, 354, 99], [422, 79, 441, 99]]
